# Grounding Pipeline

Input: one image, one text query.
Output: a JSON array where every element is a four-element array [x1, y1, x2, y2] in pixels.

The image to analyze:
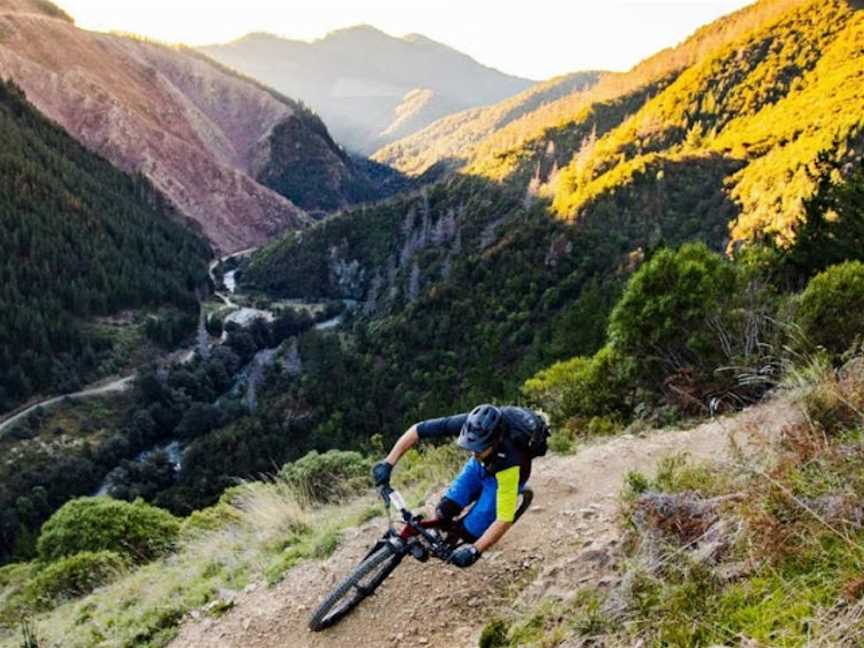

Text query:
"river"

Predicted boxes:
[[91, 252, 352, 496]]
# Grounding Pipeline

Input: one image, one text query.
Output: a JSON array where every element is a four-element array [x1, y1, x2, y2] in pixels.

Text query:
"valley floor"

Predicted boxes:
[[169, 396, 799, 648]]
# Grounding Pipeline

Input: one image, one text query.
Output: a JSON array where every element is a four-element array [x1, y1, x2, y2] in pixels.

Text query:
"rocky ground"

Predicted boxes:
[[170, 398, 799, 648]]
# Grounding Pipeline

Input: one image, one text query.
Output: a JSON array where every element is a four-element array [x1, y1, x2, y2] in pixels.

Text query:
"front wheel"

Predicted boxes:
[[308, 543, 402, 631]]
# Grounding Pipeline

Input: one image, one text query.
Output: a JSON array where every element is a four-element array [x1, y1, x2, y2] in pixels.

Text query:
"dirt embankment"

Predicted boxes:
[[170, 398, 799, 648]]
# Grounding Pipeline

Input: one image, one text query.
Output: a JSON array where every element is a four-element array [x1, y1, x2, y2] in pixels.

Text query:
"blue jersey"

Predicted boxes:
[[417, 407, 534, 536]]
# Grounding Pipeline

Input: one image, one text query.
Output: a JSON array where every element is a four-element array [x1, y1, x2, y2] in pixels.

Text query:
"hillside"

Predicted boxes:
[[551, 0, 864, 245], [0, 388, 801, 647], [199, 26, 534, 154], [0, 5, 394, 252], [374, 0, 811, 182], [371, 71, 603, 176], [167, 397, 798, 648], [375, 0, 864, 250], [0, 78, 210, 415], [236, 0, 864, 467]]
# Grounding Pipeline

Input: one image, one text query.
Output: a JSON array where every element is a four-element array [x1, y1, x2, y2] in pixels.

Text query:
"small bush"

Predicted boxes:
[[547, 415, 623, 455], [548, 428, 576, 454], [796, 261, 864, 356], [522, 344, 635, 425], [279, 450, 372, 504], [26, 551, 126, 608], [37, 497, 180, 564], [522, 355, 591, 423], [608, 242, 737, 374], [179, 500, 242, 539]]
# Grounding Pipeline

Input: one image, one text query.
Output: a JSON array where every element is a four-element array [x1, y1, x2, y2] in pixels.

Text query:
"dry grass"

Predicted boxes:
[[0, 443, 465, 648]]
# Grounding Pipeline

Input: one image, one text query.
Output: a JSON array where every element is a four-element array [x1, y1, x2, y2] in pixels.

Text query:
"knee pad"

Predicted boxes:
[[435, 496, 463, 522]]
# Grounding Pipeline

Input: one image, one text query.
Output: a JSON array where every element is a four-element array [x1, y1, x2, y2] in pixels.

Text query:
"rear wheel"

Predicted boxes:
[[308, 544, 402, 631]]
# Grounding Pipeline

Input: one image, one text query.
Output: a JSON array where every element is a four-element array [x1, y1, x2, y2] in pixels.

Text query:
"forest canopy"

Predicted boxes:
[[0, 81, 211, 413]]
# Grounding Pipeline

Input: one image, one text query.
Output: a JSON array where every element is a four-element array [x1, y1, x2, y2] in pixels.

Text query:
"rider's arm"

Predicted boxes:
[[473, 520, 513, 553], [385, 424, 420, 466], [386, 414, 470, 466]]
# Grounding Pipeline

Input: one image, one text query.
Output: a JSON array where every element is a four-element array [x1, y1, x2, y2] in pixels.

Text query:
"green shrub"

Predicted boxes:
[[547, 415, 623, 455], [37, 497, 180, 564], [522, 355, 591, 423], [608, 242, 737, 375], [26, 551, 126, 608], [279, 450, 372, 504], [179, 500, 242, 539], [522, 344, 635, 424], [548, 428, 577, 454], [796, 261, 864, 356]]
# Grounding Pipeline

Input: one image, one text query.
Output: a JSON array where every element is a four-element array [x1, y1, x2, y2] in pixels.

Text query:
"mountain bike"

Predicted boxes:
[[308, 485, 534, 631]]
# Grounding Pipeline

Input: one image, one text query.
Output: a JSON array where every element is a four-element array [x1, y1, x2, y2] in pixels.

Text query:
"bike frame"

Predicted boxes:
[[382, 488, 463, 561]]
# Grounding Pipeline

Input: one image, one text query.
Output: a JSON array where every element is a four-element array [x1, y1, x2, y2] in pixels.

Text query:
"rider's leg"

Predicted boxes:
[[436, 457, 484, 522], [459, 472, 499, 540], [459, 475, 528, 539]]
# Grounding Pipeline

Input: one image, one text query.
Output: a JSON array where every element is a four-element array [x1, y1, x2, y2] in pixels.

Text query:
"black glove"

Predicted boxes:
[[372, 461, 393, 488], [449, 544, 481, 568]]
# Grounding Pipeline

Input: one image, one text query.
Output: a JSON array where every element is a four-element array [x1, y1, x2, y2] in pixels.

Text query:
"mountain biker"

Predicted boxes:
[[372, 404, 547, 569]]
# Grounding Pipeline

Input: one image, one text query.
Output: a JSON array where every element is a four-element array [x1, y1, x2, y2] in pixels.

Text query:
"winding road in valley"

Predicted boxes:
[[0, 248, 261, 439], [0, 376, 136, 438]]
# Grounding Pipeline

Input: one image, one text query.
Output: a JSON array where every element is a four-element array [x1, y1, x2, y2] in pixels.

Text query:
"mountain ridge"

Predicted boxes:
[[0, 13, 394, 253], [199, 25, 535, 154], [375, 0, 811, 179]]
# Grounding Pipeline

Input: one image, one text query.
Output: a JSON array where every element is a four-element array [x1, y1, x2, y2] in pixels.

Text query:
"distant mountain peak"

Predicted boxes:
[[322, 24, 390, 42], [201, 27, 534, 154], [401, 33, 439, 46]]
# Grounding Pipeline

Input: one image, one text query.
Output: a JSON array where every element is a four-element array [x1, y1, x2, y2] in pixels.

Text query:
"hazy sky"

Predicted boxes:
[[56, 0, 754, 79]]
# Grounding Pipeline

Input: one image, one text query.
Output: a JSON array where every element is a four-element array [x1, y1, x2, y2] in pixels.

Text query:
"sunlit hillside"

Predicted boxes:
[[376, 0, 809, 181], [551, 0, 863, 245]]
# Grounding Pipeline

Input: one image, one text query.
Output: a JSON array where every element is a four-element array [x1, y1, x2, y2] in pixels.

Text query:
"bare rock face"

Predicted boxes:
[[0, 9, 331, 252]]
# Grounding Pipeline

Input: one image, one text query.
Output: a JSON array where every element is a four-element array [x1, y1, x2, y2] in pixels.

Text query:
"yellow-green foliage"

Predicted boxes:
[[551, 0, 864, 246], [464, 0, 808, 188], [522, 345, 633, 426], [384, 0, 806, 185]]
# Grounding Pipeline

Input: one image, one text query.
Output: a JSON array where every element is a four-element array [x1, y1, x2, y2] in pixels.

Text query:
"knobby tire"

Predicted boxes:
[[308, 544, 402, 631]]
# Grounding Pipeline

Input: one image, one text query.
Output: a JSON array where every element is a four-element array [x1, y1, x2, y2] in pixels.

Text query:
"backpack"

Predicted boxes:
[[502, 406, 551, 458]]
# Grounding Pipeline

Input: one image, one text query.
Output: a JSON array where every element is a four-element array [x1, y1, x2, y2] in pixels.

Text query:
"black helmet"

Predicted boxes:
[[458, 404, 502, 452]]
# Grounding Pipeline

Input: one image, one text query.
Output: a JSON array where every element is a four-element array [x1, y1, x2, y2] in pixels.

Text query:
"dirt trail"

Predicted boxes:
[[170, 398, 799, 648]]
